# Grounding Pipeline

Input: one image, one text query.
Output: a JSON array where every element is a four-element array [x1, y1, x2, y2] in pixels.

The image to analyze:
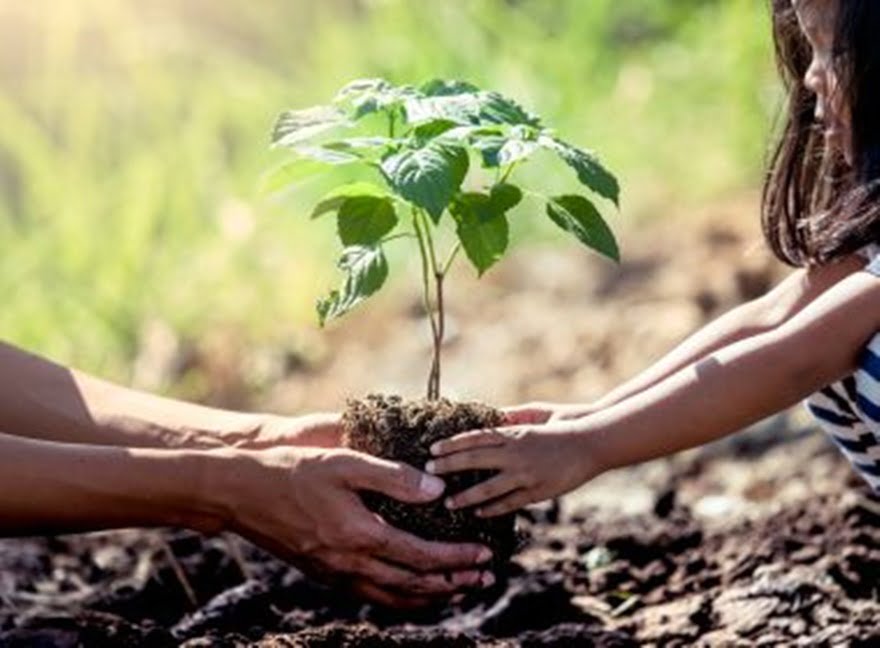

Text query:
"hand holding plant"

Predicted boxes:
[[502, 402, 599, 426], [426, 421, 602, 517], [265, 78, 621, 568]]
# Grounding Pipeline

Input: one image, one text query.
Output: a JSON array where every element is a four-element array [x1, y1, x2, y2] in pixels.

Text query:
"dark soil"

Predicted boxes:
[[342, 394, 517, 568], [2, 452, 878, 646], [4, 214, 880, 645]]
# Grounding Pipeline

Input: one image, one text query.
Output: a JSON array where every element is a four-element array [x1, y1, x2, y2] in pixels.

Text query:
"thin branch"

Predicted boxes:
[[432, 270, 445, 399], [421, 212, 442, 275], [161, 539, 198, 608], [440, 241, 462, 277], [382, 232, 417, 244], [499, 161, 519, 184], [413, 210, 441, 399]]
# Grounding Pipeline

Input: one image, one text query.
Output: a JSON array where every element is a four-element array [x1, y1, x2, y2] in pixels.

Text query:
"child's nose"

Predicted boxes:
[[803, 58, 826, 95]]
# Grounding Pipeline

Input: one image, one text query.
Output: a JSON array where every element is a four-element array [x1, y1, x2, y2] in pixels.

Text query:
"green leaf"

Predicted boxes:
[[490, 183, 523, 213], [259, 159, 328, 195], [419, 79, 480, 97], [477, 92, 542, 127], [546, 195, 619, 262], [294, 145, 362, 165], [337, 196, 397, 245], [317, 245, 389, 325], [334, 78, 393, 102], [473, 134, 507, 168], [403, 94, 483, 126], [476, 134, 539, 168], [380, 141, 469, 222], [324, 136, 394, 151], [450, 192, 510, 275], [411, 119, 460, 145], [540, 136, 620, 206], [311, 182, 391, 219], [333, 78, 418, 121], [272, 106, 349, 147], [322, 137, 396, 163]]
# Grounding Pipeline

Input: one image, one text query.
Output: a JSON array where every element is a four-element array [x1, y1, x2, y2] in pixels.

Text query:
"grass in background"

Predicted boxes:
[[0, 0, 776, 389]]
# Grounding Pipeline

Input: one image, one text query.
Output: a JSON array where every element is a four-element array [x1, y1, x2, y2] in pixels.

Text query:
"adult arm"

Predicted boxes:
[[0, 432, 493, 607], [0, 341, 337, 449]]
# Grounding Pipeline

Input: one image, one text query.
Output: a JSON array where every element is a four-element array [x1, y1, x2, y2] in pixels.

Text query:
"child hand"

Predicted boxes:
[[426, 423, 599, 517], [503, 402, 597, 425]]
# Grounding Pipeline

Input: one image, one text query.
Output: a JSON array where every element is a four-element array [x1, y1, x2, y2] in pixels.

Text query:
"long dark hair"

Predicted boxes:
[[763, 0, 880, 266]]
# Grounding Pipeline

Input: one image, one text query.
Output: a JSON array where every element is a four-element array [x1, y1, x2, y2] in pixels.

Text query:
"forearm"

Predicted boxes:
[[583, 270, 880, 472], [592, 259, 862, 411], [0, 341, 265, 449], [0, 431, 229, 536], [591, 298, 773, 410]]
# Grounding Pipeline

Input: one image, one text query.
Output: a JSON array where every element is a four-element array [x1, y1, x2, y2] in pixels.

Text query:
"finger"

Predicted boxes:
[[351, 555, 486, 595], [426, 447, 507, 475], [430, 429, 509, 457], [366, 521, 493, 570], [445, 474, 522, 510], [502, 405, 551, 425], [477, 489, 536, 517], [350, 580, 433, 609], [340, 451, 446, 503]]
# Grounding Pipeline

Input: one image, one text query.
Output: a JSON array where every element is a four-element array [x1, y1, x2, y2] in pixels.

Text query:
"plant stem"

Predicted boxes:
[[412, 210, 441, 399], [499, 161, 518, 184], [382, 232, 417, 244], [422, 215, 444, 400], [421, 212, 442, 275], [440, 242, 462, 276]]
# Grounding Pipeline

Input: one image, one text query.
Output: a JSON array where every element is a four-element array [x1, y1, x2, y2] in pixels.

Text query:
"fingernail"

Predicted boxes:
[[481, 572, 495, 588], [477, 547, 492, 564], [451, 593, 465, 605], [420, 474, 445, 497], [445, 496, 456, 509], [430, 442, 441, 455], [425, 460, 436, 474]]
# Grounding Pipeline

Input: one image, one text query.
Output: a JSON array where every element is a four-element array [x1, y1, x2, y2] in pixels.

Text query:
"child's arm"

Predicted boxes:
[[431, 266, 880, 516], [507, 255, 864, 424]]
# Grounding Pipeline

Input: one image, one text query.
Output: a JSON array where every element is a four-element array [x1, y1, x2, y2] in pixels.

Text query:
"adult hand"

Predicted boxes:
[[207, 445, 494, 607]]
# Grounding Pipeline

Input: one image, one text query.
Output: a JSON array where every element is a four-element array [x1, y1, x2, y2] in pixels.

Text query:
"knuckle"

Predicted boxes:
[[366, 527, 391, 552], [337, 520, 372, 547], [395, 465, 421, 492], [322, 551, 352, 573], [436, 457, 457, 473], [420, 574, 454, 593], [346, 554, 373, 577]]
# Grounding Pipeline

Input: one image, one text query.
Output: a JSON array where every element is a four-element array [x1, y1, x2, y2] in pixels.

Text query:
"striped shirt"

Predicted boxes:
[[805, 247, 880, 492]]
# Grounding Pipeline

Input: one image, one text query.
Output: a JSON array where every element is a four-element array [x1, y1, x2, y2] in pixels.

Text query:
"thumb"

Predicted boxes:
[[502, 404, 551, 425], [342, 452, 446, 503]]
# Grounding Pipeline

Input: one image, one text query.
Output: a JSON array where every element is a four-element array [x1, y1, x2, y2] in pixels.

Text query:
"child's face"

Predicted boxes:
[[792, 0, 853, 164]]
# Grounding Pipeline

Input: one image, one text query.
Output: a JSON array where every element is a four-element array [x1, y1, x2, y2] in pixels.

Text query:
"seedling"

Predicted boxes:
[[266, 78, 621, 400]]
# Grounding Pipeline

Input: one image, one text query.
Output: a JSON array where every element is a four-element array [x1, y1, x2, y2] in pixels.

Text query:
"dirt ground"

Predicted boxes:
[[2, 198, 879, 646]]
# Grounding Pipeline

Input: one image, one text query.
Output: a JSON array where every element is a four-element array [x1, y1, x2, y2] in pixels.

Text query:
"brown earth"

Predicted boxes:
[[342, 395, 517, 569], [2, 197, 879, 646]]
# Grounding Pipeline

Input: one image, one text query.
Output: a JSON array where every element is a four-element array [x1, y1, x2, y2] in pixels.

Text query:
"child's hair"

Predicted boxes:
[[763, 0, 880, 267]]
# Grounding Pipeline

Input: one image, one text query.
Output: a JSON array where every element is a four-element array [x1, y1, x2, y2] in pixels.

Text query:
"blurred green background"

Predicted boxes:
[[0, 0, 778, 393]]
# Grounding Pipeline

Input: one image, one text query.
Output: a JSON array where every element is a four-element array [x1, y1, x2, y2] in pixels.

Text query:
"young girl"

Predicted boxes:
[[427, 0, 880, 518]]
